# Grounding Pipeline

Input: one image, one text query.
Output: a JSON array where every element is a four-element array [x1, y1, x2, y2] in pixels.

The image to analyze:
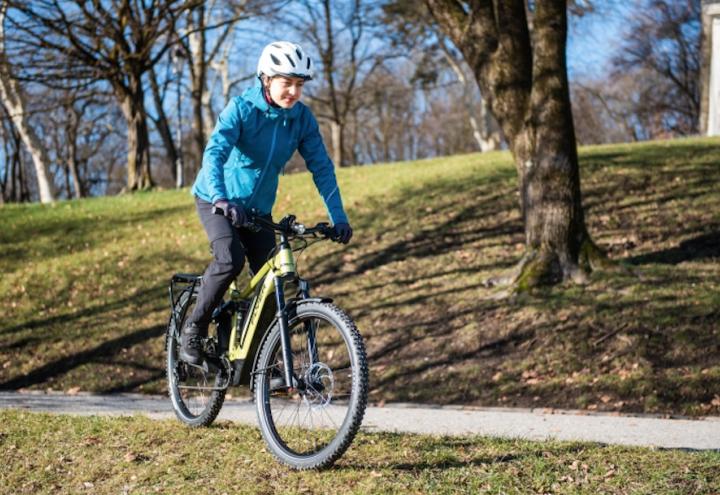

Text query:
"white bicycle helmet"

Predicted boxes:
[[257, 41, 314, 81]]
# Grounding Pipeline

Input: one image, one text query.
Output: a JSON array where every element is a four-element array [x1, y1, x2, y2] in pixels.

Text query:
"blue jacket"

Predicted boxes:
[[192, 83, 348, 224]]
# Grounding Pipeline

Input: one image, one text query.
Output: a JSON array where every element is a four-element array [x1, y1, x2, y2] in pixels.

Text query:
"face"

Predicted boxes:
[[267, 76, 305, 108]]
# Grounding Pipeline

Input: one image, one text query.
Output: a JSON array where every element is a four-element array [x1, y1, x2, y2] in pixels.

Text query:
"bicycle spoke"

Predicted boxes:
[[256, 301, 367, 468]]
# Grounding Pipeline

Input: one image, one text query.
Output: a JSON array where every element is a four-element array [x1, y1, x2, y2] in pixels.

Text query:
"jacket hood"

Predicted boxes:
[[241, 82, 302, 121]]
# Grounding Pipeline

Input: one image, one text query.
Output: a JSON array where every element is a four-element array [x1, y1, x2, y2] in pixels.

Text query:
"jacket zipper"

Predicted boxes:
[[247, 118, 280, 208]]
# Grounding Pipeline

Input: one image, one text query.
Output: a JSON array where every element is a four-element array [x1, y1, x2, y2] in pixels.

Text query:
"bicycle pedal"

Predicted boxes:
[[186, 360, 211, 373]]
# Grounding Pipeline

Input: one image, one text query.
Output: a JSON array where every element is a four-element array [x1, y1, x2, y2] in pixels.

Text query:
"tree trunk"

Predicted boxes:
[[149, 67, 180, 184], [67, 136, 83, 199], [425, 0, 603, 288], [17, 139, 29, 202], [0, 112, 23, 203], [119, 79, 153, 191], [441, 39, 500, 152], [189, 4, 207, 170], [478, 98, 501, 152], [510, 1, 589, 285], [0, 69, 54, 203], [66, 105, 83, 198], [330, 120, 345, 167]]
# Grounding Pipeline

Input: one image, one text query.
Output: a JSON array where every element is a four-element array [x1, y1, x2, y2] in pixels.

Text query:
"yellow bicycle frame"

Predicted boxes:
[[226, 243, 297, 361]]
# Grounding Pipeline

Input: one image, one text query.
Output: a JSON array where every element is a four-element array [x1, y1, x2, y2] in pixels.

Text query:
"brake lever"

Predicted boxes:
[[213, 205, 260, 231]]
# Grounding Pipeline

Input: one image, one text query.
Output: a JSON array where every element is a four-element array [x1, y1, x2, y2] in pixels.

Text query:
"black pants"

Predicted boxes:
[[188, 197, 276, 328]]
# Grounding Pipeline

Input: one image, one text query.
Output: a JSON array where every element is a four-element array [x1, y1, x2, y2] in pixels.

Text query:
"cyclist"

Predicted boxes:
[[181, 41, 353, 365]]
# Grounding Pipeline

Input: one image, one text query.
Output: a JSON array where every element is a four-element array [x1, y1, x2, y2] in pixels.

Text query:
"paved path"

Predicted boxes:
[[1, 391, 719, 451]]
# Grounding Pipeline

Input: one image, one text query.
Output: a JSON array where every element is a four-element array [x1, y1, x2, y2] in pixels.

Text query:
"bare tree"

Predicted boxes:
[[0, 4, 54, 203], [284, 0, 389, 167], [425, 0, 604, 288], [355, 66, 417, 163], [171, 1, 286, 175], [3, 0, 201, 192], [206, 38, 256, 108], [45, 91, 118, 199], [383, 0, 502, 152], [570, 79, 632, 145], [46, 94, 86, 199], [613, 0, 701, 136]]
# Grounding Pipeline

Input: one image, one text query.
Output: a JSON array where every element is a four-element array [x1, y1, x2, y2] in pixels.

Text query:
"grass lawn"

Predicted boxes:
[[1, 136, 719, 416], [1, 410, 718, 494]]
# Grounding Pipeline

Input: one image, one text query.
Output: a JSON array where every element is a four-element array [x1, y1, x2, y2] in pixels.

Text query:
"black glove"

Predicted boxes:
[[214, 199, 246, 228], [332, 222, 353, 244]]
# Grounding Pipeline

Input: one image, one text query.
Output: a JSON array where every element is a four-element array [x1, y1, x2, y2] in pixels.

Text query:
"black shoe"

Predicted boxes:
[[180, 322, 206, 366]]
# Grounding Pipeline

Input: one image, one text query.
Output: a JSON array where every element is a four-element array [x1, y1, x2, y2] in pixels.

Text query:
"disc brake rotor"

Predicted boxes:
[[303, 362, 334, 408]]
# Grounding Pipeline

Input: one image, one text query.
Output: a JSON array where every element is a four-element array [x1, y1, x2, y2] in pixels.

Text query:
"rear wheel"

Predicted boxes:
[[166, 287, 226, 427], [254, 301, 368, 469]]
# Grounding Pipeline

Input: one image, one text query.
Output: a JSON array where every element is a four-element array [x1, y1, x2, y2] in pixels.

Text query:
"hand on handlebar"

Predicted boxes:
[[213, 199, 247, 228], [332, 222, 353, 244]]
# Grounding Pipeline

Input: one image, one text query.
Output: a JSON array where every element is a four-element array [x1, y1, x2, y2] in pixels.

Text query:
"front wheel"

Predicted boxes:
[[254, 301, 369, 470]]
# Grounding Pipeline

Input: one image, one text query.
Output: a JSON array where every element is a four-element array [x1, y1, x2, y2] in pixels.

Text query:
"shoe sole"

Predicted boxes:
[[179, 351, 204, 367]]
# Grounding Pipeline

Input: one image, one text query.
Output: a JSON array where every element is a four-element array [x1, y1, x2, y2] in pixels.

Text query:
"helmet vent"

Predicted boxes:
[[296, 48, 303, 60], [285, 53, 296, 67], [307, 58, 311, 69], [270, 54, 281, 66]]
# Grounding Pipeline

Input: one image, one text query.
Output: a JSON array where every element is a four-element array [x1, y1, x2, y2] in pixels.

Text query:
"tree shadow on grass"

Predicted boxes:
[[580, 142, 720, 216], [0, 323, 165, 389], [312, 172, 522, 286], [0, 248, 206, 392], [580, 141, 720, 174], [0, 286, 164, 337], [1, 249, 202, 339], [626, 231, 720, 265], [341, 435, 589, 472], [0, 203, 193, 269], [306, 146, 720, 414]]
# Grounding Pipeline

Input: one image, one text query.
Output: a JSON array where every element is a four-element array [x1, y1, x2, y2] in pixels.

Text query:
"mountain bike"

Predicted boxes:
[[165, 213, 368, 470]]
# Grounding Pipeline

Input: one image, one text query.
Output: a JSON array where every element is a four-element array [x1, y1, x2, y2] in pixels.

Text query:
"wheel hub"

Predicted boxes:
[[303, 362, 334, 408]]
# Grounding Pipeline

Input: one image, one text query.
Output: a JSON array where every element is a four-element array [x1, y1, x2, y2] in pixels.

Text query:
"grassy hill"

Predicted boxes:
[[1, 137, 719, 416]]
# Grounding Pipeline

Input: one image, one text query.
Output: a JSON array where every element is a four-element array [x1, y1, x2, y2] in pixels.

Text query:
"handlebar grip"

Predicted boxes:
[[318, 224, 334, 238]]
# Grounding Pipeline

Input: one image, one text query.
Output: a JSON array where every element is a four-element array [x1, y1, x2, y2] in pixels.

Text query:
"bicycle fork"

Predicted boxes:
[[274, 276, 296, 390], [274, 276, 319, 391]]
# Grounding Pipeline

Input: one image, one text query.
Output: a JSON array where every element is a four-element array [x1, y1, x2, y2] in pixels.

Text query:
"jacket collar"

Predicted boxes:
[[243, 81, 302, 121]]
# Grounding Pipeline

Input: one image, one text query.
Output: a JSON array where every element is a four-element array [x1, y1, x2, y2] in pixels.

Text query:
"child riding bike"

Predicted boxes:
[[182, 41, 353, 365]]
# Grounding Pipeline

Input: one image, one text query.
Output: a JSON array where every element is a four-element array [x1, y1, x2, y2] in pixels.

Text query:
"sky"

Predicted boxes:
[[566, 2, 639, 79]]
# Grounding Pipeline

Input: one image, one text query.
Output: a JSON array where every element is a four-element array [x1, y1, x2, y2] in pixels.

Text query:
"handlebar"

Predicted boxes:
[[212, 206, 334, 239]]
